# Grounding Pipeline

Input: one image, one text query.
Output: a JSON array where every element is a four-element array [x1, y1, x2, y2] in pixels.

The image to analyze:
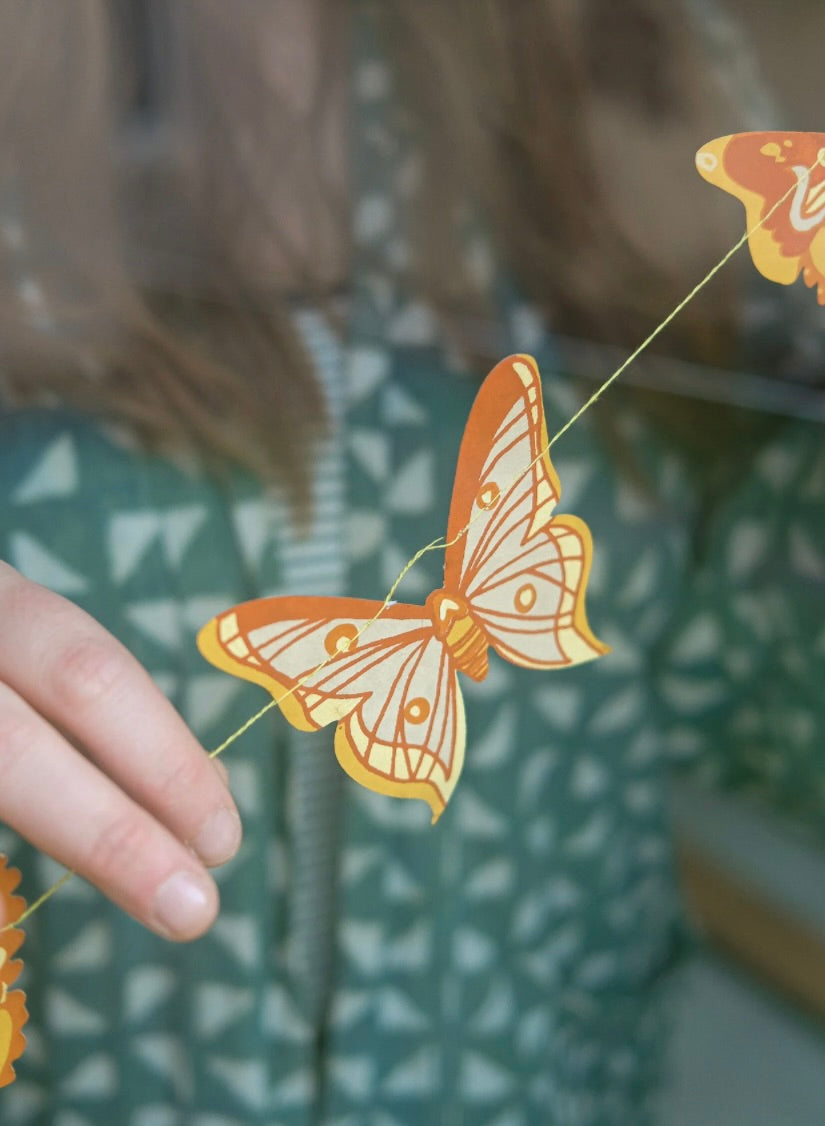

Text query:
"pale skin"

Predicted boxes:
[[0, 561, 242, 940]]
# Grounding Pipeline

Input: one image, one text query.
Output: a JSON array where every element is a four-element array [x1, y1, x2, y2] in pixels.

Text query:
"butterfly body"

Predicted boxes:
[[199, 355, 608, 820], [425, 588, 489, 681]]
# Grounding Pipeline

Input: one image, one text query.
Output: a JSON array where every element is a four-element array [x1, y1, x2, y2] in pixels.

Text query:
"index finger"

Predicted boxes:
[[0, 564, 241, 869]]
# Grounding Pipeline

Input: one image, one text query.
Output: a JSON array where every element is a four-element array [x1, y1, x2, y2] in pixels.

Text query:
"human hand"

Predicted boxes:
[[0, 562, 241, 940]]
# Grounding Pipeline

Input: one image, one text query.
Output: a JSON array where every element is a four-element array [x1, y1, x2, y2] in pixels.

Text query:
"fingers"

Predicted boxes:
[[0, 563, 241, 870], [0, 680, 218, 939]]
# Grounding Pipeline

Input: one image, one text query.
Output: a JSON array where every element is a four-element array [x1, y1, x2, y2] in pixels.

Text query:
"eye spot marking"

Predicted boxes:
[[515, 583, 537, 613], [325, 623, 359, 656], [404, 697, 431, 724], [696, 151, 717, 173], [477, 481, 501, 510]]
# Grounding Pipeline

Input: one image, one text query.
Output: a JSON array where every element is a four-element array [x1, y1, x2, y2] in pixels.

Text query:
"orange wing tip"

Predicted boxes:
[[0, 856, 29, 1088]]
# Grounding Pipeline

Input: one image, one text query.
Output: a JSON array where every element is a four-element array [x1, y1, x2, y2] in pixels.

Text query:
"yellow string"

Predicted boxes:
[[2, 156, 812, 934], [2, 869, 74, 930], [208, 699, 278, 759]]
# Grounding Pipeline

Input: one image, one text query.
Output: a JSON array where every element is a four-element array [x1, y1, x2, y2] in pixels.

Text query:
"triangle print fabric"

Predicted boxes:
[[198, 355, 609, 821]]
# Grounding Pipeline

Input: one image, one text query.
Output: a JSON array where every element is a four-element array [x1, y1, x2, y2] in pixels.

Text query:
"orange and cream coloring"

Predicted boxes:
[[0, 856, 28, 1088], [696, 132, 825, 304], [198, 356, 608, 821]]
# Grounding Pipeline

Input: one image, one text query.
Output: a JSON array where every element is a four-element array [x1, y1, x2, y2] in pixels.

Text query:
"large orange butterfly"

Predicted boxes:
[[0, 855, 28, 1089], [696, 132, 825, 303], [198, 355, 608, 821]]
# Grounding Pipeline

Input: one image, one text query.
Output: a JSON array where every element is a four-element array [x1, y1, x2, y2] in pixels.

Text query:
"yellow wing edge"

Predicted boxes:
[[334, 681, 467, 824], [551, 512, 611, 663], [197, 618, 318, 732]]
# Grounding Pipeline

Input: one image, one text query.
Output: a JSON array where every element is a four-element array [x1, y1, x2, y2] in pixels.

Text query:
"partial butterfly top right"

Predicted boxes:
[[697, 132, 825, 304]]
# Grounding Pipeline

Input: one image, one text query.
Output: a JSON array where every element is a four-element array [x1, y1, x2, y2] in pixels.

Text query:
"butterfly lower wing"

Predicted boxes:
[[468, 511, 608, 668], [0, 856, 28, 1089], [696, 132, 825, 302], [444, 355, 607, 669], [334, 633, 465, 822], [198, 597, 465, 819]]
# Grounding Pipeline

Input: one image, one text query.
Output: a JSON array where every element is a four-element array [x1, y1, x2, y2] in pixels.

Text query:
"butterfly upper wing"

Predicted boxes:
[[0, 856, 28, 1089], [696, 132, 825, 303], [444, 354, 608, 669], [198, 597, 465, 820]]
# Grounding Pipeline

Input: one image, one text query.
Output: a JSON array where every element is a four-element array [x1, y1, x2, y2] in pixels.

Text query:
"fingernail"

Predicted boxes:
[[152, 870, 215, 940], [192, 807, 242, 867]]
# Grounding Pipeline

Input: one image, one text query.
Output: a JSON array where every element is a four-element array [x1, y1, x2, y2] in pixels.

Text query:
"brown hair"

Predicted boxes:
[[0, 1, 330, 507], [0, 0, 746, 500]]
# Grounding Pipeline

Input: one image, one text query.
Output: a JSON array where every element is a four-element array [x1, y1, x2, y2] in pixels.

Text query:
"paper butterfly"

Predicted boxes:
[[696, 131, 825, 304], [0, 855, 28, 1088], [198, 355, 608, 821]]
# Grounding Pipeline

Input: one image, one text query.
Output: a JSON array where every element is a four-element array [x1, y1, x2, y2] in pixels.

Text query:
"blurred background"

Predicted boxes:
[[3, 1, 825, 1122], [555, 3, 825, 1118], [556, 4, 825, 1121]]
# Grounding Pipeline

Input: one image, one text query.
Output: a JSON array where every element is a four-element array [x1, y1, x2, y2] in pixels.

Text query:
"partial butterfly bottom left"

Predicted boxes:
[[0, 854, 28, 1088]]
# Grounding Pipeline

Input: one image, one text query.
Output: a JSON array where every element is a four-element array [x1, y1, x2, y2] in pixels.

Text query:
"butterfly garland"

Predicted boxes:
[[3, 135, 822, 1089], [198, 128, 825, 818], [198, 355, 609, 821], [696, 131, 825, 303], [0, 856, 28, 1089]]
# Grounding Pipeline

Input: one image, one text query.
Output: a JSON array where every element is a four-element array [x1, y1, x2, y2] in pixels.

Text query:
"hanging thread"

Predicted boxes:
[[1, 156, 812, 933]]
